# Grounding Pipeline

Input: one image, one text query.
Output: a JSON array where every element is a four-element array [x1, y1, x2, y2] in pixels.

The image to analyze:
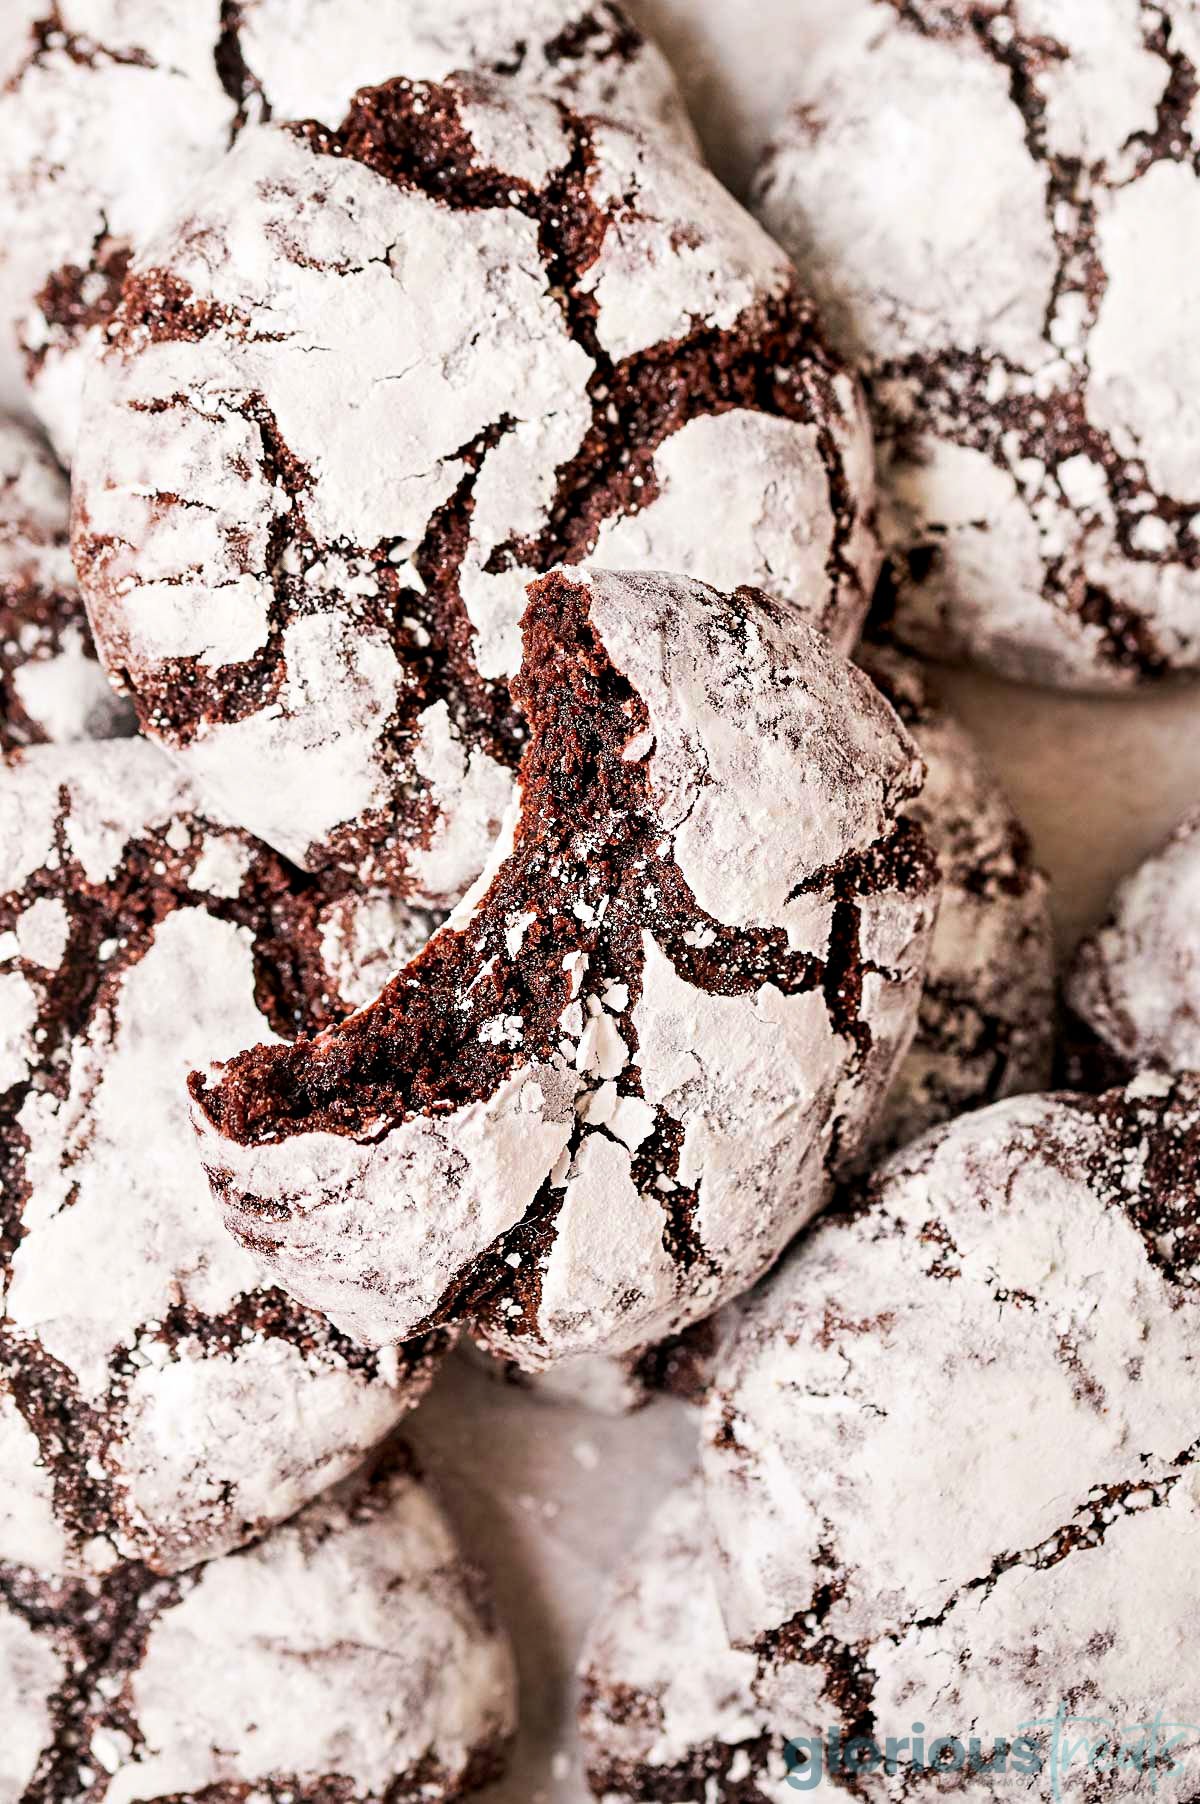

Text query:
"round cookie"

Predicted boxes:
[[72, 74, 878, 899], [483, 646, 1054, 1416], [0, 0, 695, 458], [0, 737, 443, 1575], [700, 1074, 1200, 1796], [755, 0, 1200, 691], [1065, 805, 1200, 1084], [859, 644, 1055, 1155], [190, 568, 938, 1369], [0, 414, 132, 749], [0, 1439, 517, 1802]]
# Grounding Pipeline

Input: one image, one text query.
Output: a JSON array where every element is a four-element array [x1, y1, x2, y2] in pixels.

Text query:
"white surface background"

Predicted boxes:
[[410, 3, 1200, 1796]]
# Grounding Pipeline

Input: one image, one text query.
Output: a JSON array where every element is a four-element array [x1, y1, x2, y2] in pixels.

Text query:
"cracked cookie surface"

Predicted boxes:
[[0, 1439, 517, 1803], [0, 737, 443, 1576], [0, 0, 694, 456], [1065, 802, 1200, 1082], [756, 0, 1200, 691], [698, 1073, 1200, 1797], [72, 74, 877, 897], [190, 568, 937, 1369], [0, 414, 132, 749], [481, 644, 1054, 1415]]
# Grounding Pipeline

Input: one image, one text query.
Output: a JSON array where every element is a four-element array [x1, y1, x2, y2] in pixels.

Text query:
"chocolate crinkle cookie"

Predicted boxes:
[[0, 0, 694, 457], [190, 568, 938, 1369], [0, 737, 444, 1577], [0, 1439, 517, 1803], [71, 72, 877, 898], [483, 643, 1054, 1416], [859, 643, 1055, 1155], [0, 414, 132, 750], [690, 1074, 1200, 1799], [1064, 803, 1200, 1086], [756, 0, 1200, 691]]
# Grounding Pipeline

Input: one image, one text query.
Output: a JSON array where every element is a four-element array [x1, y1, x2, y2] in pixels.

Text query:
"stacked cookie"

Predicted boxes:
[[0, 0, 1196, 1797]]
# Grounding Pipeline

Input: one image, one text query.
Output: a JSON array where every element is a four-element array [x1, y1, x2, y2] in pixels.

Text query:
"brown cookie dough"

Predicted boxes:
[[72, 73, 877, 897], [191, 568, 937, 1370], [0, 737, 444, 1575]]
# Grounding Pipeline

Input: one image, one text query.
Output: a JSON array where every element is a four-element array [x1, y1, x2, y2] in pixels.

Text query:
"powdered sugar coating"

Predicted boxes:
[[1066, 804, 1200, 1073], [0, 0, 694, 458], [700, 1074, 1200, 1793], [192, 569, 935, 1368], [73, 77, 877, 895], [0, 1598, 62, 1798], [515, 645, 1055, 1417], [0, 415, 132, 749], [0, 738, 443, 1575], [0, 1443, 517, 1802], [860, 644, 1055, 1154], [756, 0, 1200, 690], [579, 1479, 807, 1803]]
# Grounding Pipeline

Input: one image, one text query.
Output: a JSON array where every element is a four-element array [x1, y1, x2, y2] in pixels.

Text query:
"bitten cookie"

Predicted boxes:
[[481, 645, 1054, 1416], [1064, 804, 1200, 1084], [859, 644, 1055, 1155], [191, 569, 937, 1369], [1, 1440, 517, 1802], [0, 414, 131, 748], [72, 74, 878, 898], [700, 1075, 1200, 1797], [756, 0, 1200, 691], [0, 0, 694, 456], [0, 738, 443, 1576]]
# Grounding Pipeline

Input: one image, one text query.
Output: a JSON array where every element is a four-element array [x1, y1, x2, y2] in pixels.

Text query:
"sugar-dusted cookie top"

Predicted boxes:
[[1066, 804, 1200, 1080], [0, 0, 695, 455], [701, 1075, 1200, 1799], [0, 737, 443, 1575], [757, 0, 1200, 691], [73, 75, 877, 896], [0, 1441, 517, 1802]]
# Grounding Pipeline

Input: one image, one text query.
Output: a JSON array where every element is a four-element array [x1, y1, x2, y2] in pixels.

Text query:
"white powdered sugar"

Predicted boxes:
[[317, 890, 442, 1013], [197, 1060, 583, 1349], [0, 1602, 62, 1799], [700, 1076, 1200, 1793], [194, 569, 937, 1367], [0, 738, 443, 1574], [1066, 804, 1200, 1071], [755, 0, 1200, 690], [858, 644, 1055, 1155], [100, 1453, 517, 1804], [0, 414, 132, 749], [0, 1447, 516, 1802], [0, 0, 693, 458], [578, 1479, 812, 1802], [73, 78, 876, 896]]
